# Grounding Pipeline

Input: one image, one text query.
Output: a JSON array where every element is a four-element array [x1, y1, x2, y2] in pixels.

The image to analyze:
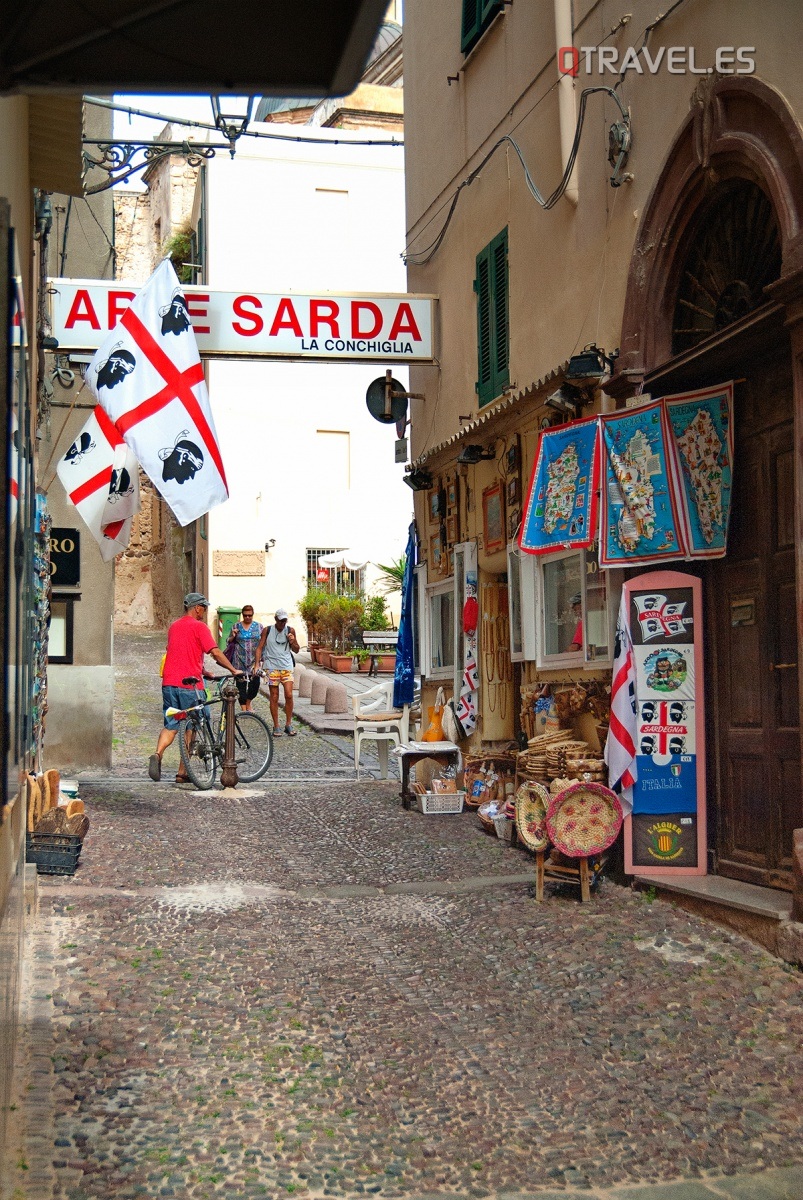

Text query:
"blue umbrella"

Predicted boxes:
[[393, 522, 416, 709]]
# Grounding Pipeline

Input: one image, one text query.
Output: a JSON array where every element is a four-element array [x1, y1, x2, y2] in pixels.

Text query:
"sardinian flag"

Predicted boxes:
[[604, 591, 638, 815], [56, 406, 139, 561], [86, 258, 228, 527]]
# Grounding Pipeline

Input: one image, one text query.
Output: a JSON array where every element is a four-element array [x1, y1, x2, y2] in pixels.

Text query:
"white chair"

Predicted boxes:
[[352, 681, 410, 779]]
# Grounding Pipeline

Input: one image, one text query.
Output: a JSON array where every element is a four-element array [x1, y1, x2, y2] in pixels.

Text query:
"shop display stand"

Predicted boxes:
[[534, 852, 608, 902], [397, 743, 462, 810]]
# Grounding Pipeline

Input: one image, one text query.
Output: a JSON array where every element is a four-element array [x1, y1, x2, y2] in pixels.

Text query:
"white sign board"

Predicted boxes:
[[48, 280, 436, 362]]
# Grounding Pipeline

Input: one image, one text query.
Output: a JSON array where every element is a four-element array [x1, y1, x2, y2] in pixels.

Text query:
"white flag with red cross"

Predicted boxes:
[[56, 405, 139, 562], [85, 258, 228, 527]]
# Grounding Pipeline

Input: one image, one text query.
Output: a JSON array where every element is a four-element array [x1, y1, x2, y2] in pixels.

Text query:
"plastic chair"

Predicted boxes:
[[352, 681, 410, 779]]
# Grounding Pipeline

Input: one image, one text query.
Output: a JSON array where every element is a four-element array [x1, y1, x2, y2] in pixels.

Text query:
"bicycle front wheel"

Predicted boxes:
[[179, 717, 218, 789], [233, 711, 273, 781]]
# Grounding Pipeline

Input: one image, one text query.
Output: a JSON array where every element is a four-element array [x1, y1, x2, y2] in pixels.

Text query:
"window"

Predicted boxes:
[[306, 548, 365, 595], [461, 0, 503, 54], [49, 594, 77, 664], [533, 548, 619, 670], [475, 228, 509, 408], [427, 581, 456, 678]]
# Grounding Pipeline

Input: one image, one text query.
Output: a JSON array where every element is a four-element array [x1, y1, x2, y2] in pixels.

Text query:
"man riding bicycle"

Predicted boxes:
[[149, 592, 243, 783]]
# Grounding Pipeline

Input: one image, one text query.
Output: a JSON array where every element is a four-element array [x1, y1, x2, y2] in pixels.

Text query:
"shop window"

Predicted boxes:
[[506, 544, 536, 663], [49, 594, 78, 665], [420, 571, 456, 680], [535, 548, 619, 670], [461, 0, 504, 55], [475, 228, 509, 408]]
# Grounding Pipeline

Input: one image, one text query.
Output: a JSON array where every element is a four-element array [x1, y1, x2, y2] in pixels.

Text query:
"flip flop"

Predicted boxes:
[[175, 774, 191, 784], [273, 728, 283, 737], [148, 754, 161, 782], [285, 726, 297, 736]]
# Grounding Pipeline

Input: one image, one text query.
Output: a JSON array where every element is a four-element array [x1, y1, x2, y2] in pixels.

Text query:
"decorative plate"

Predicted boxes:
[[545, 782, 623, 858], [514, 781, 550, 852]]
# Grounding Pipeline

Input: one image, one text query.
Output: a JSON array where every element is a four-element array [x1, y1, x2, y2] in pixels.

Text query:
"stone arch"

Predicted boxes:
[[616, 74, 803, 384]]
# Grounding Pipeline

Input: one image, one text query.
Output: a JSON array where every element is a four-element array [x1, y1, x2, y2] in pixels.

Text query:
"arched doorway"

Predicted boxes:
[[612, 77, 803, 889]]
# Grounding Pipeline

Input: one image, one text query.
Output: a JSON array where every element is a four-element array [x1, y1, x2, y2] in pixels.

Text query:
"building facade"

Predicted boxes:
[[403, 0, 803, 899]]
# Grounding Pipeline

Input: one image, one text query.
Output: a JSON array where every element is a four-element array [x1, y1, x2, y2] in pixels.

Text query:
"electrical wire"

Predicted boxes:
[[84, 95, 404, 149], [404, 87, 629, 266]]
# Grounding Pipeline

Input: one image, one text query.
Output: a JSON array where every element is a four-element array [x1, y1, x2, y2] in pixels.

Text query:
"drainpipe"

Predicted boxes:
[[554, 0, 579, 206]]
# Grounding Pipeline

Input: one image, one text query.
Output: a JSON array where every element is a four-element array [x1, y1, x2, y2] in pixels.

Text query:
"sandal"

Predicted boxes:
[[285, 726, 297, 737], [273, 728, 283, 737], [175, 773, 191, 784], [148, 754, 162, 782]]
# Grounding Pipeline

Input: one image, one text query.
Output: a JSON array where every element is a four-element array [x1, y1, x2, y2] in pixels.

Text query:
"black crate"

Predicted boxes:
[[26, 833, 82, 876]]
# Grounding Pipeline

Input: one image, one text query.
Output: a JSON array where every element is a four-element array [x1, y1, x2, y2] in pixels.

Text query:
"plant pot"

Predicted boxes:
[[358, 658, 371, 673], [317, 649, 332, 669], [329, 654, 354, 673], [375, 654, 396, 673]]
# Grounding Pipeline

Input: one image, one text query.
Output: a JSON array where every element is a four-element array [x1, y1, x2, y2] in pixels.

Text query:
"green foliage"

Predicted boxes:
[[161, 226, 194, 284], [362, 592, 391, 630], [375, 555, 406, 595]]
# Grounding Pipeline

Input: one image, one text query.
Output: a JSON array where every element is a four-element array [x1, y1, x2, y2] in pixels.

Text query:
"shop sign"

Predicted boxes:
[[48, 280, 436, 362], [624, 570, 707, 876], [50, 527, 80, 586]]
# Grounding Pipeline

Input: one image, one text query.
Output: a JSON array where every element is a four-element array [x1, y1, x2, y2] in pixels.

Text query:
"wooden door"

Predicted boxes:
[[708, 366, 800, 888]]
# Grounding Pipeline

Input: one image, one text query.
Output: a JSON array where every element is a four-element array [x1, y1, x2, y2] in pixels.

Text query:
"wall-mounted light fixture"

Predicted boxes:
[[403, 467, 433, 492], [264, 539, 276, 551], [565, 343, 619, 381], [210, 95, 257, 157], [545, 383, 586, 417], [457, 443, 495, 465]]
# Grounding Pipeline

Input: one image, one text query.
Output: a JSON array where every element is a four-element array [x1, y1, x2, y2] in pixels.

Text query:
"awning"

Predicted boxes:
[[317, 550, 369, 570]]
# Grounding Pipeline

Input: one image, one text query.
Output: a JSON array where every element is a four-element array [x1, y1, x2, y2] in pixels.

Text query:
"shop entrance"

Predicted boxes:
[[706, 353, 799, 888]]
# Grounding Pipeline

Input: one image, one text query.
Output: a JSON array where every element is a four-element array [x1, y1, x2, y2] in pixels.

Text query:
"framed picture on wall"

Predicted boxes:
[[507, 475, 520, 506], [430, 532, 443, 570], [446, 478, 458, 510], [445, 514, 458, 545], [428, 487, 442, 524], [507, 507, 521, 541], [482, 482, 505, 554]]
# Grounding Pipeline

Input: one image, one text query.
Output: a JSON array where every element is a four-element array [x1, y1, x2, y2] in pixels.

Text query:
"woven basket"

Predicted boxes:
[[514, 780, 550, 852], [545, 782, 623, 858]]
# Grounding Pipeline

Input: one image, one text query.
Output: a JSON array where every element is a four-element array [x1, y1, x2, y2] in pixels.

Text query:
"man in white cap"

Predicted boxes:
[[149, 592, 242, 782], [257, 609, 300, 736]]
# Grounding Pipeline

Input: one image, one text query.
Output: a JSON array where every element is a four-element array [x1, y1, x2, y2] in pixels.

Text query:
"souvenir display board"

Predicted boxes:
[[519, 415, 600, 555], [624, 571, 707, 875]]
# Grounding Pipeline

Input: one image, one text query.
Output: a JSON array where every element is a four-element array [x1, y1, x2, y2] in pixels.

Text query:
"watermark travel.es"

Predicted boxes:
[[558, 45, 756, 77]]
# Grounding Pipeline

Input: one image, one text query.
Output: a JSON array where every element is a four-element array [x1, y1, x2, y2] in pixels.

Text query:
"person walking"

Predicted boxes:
[[225, 604, 264, 710], [257, 608, 300, 737], [149, 592, 242, 783]]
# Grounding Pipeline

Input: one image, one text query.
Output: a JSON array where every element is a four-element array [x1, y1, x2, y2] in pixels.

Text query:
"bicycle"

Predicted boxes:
[[165, 675, 273, 789]]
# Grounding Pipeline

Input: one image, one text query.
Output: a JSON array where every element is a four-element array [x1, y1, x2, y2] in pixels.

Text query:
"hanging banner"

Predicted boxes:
[[519, 415, 600, 555], [599, 399, 687, 568], [624, 571, 707, 877], [663, 383, 734, 559]]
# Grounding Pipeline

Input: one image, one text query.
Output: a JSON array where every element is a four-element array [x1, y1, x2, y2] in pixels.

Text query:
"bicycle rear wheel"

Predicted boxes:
[[233, 711, 273, 781], [179, 717, 218, 789]]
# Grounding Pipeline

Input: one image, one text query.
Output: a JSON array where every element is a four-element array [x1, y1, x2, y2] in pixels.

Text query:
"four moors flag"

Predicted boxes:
[[86, 258, 228, 527], [56, 405, 140, 561]]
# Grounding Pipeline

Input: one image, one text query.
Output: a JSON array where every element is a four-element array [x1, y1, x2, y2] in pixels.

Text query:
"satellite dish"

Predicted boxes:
[[366, 376, 407, 424]]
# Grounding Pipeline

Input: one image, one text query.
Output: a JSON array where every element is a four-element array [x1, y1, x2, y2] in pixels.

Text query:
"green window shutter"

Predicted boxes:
[[480, 0, 500, 25], [475, 246, 493, 406], [461, 0, 481, 53], [491, 229, 509, 391]]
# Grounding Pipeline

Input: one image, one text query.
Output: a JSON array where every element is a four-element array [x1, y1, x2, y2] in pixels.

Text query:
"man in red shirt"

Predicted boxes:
[[149, 592, 242, 782]]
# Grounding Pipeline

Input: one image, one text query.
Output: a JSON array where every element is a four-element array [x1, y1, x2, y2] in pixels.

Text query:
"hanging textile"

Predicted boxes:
[[604, 591, 638, 815], [519, 415, 600, 554], [663, 383, 734, 559], [454, 542, 479, 736], [599, 399, 687, 568], [393, 523, 416, 709]]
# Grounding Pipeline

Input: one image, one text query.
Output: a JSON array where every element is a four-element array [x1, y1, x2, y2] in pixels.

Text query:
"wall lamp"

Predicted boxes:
[[403, 467, 433, 492], [545, 383, 586, 417], [457, 443, 495, 465], [264, 539, 276, 550], [565, 343, 619, 381]]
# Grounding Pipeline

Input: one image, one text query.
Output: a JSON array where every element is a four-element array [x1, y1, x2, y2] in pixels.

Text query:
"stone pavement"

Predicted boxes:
[[4, 631, 802, 1200]]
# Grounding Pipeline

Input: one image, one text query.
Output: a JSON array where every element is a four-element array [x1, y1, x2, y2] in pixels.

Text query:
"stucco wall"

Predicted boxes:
[[45, 666, 115, 767]]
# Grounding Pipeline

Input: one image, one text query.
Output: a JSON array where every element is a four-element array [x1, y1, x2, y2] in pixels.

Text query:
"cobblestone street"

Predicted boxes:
[[6, 633, 803, 1200]]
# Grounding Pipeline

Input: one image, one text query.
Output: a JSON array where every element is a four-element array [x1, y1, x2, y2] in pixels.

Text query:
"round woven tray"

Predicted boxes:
[[545, 782, 623, 858], [514, 781, 550, 852]]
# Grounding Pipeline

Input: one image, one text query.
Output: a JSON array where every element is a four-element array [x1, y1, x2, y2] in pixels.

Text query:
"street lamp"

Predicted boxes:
[[210, 95, 257, 157]]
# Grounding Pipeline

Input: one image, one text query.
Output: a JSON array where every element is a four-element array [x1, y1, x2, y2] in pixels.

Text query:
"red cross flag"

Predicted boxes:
[[604, 591, 638, 815], [56, 405, 139, 561], [86, 258, 228, 527]]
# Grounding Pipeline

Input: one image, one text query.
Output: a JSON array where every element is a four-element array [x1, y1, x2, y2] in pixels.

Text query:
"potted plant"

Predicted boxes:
[[352, 647, 372, 673], [298, 585, 329, 658]]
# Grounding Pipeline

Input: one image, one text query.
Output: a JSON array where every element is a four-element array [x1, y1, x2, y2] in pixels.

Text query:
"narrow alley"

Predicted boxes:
[[5, 633, 803, 1200]]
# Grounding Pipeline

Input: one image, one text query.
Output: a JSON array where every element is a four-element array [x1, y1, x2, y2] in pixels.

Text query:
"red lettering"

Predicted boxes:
[[108, 290, 136, 328], [310, 299, 340, 338], [351, 301, 382, 338], [388, 302, 421, 341], [64, 288, 100, 330], [232, 295, 264, 336], [187, 292, 210, 334], [269, 297, 303, 338]]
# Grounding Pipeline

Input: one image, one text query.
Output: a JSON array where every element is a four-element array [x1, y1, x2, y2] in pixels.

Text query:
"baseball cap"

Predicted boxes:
[[275, 608, 289, 620], [570, 593, 582, 606], [184, 591, 210, 608]]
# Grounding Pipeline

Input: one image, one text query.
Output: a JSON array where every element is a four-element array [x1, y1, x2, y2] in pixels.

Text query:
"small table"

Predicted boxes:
[[396, 741, 462, 810]]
